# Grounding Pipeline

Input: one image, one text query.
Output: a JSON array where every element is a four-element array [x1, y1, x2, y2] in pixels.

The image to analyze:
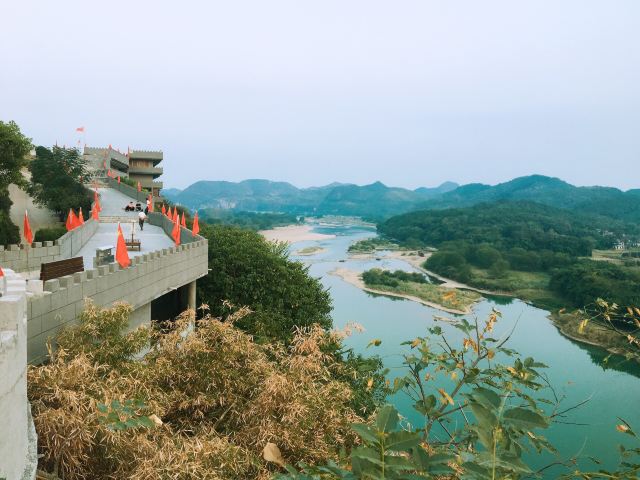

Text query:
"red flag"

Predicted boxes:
[[76, 126, 85, 132], [107, 169, 113, 178], [65, 209, 77, 231], [115, 223, 131, 268], [173, 207, 178, 222], [172, 216, 181, 246], [91, 206, 99, 221], [94, 191, 102, 213], [78, 208, 85, 225], [72, 210, 82, 229], [161, 204, 166, 216], [0, 267, 4, 277], [108, 144, 112, 150], [148, 194, 154, 212], [137, 181, 141, 192], [23, 211, 34, 245], [103, 160, 107, 169], [192, 211, 200, 236], [181, 213, 186, 228], [118, 176, 121, 184]]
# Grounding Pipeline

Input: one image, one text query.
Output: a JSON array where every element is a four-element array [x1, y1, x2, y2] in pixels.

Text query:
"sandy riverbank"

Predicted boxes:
[[350, 250, 512, 297], [329, 267, 475, 315], [293, 246, 328, 256], [260, 224, 336, 243]]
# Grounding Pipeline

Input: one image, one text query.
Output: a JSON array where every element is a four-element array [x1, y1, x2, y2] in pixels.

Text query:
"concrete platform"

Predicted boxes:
[[76, 222, 174, 269]]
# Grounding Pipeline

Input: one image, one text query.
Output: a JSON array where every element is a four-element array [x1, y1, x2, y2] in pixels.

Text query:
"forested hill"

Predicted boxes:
[[379, 201, 640, 309], [419, 175, 640, 222], [163, 179, 458, 219], [378, 200, 617, 254], [164, 175, 640, 222]]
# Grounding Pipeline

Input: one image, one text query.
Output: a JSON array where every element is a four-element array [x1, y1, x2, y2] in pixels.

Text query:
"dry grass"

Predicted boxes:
[[29, 301, 361, 479]]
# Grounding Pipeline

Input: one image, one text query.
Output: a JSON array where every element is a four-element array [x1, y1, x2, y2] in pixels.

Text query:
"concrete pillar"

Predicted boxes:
[[187, 280, 196, 310], [128, 303, 151, 332]]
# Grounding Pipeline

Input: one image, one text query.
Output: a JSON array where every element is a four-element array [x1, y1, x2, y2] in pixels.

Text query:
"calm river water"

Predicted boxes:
[[288, 222, 640, 477]]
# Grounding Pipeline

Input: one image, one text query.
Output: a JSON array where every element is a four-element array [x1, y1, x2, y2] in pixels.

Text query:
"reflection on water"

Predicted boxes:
[[287, 222, 640, 477]]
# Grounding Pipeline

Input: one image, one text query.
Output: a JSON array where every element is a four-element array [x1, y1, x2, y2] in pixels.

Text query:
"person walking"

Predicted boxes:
[[138, 210, 146, 231]]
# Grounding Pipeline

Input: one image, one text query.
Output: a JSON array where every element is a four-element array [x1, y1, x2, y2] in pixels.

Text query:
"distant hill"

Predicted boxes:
[[163, 174, 640, 222], [164, 179, 459, 219], [421, 175, 640, 222]]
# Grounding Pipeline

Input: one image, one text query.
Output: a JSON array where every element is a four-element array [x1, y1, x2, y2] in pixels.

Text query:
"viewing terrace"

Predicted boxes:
[[0, 187, 208, 363]]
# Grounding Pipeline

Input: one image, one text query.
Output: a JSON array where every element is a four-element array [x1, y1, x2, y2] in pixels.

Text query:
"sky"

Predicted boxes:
[[1, 1, 639, 190]]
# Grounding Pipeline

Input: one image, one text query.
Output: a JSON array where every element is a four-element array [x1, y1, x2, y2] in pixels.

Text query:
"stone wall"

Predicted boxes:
[[0, 219, 99, 273], [106, 176, 160, 202], [27, 237, 208, 363], [0, 269, 38, 480]]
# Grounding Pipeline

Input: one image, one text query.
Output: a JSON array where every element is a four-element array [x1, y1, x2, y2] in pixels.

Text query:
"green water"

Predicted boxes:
[[289, 222, 640, 477]]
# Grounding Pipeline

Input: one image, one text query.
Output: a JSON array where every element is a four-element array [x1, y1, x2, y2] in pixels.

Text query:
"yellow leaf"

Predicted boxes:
[[367, 339, 382, 348], [578, 319, 589, 334], [438, 388, 454, 405], [627, 307, 634, 316], [450, 371, 458, 380], [410, 338, 421, 349], [366, 378, 374, 390], [635, 307, 640, 316], [442, 290, 456, 301], [148, 414, 163, 426], [616, 424, 630, 433], [527, 431, 537, 439], [263, 442, 285, 466], [487, 349, 495, 360]]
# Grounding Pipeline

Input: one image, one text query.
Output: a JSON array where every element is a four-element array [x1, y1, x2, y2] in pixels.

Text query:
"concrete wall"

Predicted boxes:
[[0, 219, 99, 273], [148, 211, 200, 245], [106, 176, 160, 202], [27, 237, 208, 363], [0, 269, 38, 480]]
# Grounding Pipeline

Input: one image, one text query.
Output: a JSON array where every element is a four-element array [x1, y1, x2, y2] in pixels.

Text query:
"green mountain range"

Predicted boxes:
[[163, 179, 458, 218], [164, 175, 640, 222]]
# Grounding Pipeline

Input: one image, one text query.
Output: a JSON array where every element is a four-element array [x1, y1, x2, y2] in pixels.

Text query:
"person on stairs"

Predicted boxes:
[[138, 210, 146, 231]]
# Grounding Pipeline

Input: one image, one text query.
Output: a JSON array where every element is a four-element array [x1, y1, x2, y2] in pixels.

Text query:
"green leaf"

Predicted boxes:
[[386, 430, 421, 451], [375, 405, 399, 433], [503, 407, 549, 430], [351, 423, 379, 445], [470, 387, 501, 409]]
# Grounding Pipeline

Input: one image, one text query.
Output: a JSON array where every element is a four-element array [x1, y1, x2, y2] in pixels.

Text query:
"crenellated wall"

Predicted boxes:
[[0, 219, 99, 273], [0, 269, 38, 480], [27, 236, 208, 363]]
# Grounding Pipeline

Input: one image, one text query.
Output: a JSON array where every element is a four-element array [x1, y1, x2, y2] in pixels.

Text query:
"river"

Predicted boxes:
[[286, 221, 640, 477]]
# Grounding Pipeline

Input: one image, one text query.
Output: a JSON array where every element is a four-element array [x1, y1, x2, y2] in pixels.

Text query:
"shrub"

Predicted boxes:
[[34, 226, 67, 242]]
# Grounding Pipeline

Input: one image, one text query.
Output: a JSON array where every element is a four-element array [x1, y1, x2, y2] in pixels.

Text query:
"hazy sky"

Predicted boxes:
[[2, 1, 639, 190]]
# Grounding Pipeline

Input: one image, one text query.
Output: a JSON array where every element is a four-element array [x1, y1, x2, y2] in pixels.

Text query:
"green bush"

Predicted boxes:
[[34, 226, 67, 242]]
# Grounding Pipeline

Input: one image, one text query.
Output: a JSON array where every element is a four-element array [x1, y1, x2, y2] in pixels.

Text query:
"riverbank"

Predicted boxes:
[[294, 246, 327, 256], [350, 249, 513, 297], [550, 311, 639, 360], [329, 267, 479, 315], [260, 224, 336, 243]]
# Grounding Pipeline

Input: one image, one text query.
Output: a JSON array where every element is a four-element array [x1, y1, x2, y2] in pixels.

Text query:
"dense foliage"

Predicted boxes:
[[29, 303, 364, 479], [29, 146, 92, 220], [197, 224, 332, 343], [200, 209, 301, 231], [0, 120, 32, 245], [379, 201, 608, 256], [33, 226, 67, 242], [550, 260, 640, 308], [362, 269, 427, 287], [380, 201, 640, 310]]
